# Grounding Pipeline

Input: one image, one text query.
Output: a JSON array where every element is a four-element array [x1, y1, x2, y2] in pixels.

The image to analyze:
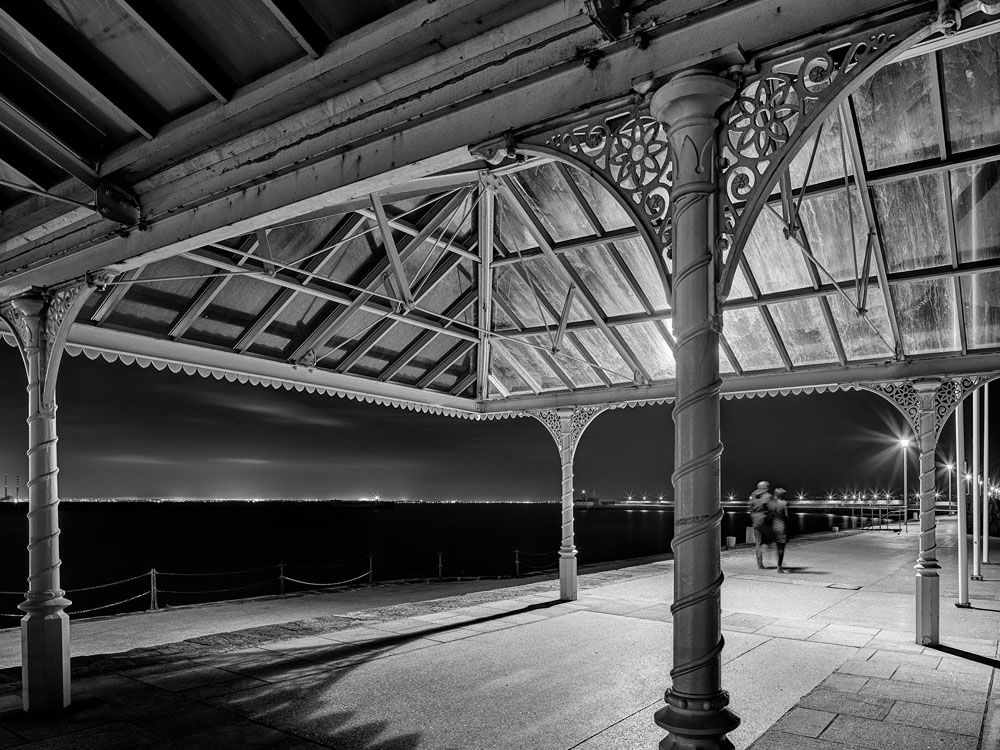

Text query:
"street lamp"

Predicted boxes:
[[899, 438, 911, 532], [944, 463, 954, 515]]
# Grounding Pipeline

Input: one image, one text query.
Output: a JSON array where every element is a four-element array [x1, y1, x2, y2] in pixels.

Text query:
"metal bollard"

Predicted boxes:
[[279, 563, 285, 597], [368, 554, 374, 585], [514, 549, 520, 577], [150, 568, 158, 611], [438, 552, 443, 580]]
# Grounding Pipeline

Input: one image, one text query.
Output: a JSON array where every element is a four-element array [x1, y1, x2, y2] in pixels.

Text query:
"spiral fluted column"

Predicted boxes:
[[0, 295, 70, 711], [913, 382, 940, 645], [651, 71, 739, 750]]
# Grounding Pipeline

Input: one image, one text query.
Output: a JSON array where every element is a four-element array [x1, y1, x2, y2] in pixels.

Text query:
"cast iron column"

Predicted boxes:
[[914, 382, 940, 645], [1, 295, 70, 711], [651, 71, 739, 750], [555, 407, 578, 601]]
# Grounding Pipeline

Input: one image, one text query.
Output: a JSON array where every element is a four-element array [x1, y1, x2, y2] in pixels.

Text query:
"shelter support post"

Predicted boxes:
[[530, 406, 607, 601], [650, 71, 739, 750], [1, 281, 100, 711], [956, 402, 970, 607], [972, 388, 982, 580], [913, 382, 940, 645]]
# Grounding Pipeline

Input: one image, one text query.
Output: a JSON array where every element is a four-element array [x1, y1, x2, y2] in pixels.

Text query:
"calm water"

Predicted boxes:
[[0, 502, 866, 624]]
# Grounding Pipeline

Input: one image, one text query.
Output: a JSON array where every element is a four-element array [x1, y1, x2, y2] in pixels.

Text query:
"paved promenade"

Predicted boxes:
[[0, 518, 996, 749]]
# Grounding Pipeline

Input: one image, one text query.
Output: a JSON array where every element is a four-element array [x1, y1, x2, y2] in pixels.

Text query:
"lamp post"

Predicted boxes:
[[900, 438, 911, 532], [945, 463, 954, 515]]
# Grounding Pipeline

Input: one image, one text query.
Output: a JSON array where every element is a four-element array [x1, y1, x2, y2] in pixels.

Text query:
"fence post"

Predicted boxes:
[[368, 554, 374, 585], [438, 552, 443, 580], [150, 568, 158, 611], [279, 563, 285, 597], [514, 549, 520, 578]]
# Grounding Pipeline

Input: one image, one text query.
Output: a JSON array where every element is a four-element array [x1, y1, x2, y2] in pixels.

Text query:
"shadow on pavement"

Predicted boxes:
[[928, 643, 1000, 669]]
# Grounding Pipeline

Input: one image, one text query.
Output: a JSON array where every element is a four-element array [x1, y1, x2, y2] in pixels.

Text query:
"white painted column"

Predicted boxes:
[[530, 406, 606, 602], [983, 381, 991, 563], [956, 403, 970, 607], [913, 382, 940, 645], [972, 388, 983, 580], [651, 70, 739, 750]]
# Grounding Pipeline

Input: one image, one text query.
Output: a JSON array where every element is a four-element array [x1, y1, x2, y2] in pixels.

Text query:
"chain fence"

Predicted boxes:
[[0, 548, 561, 624]]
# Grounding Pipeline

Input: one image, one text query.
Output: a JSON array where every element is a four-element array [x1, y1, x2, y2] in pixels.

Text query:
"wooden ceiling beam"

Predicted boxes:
[[261, 0, 328, 59]]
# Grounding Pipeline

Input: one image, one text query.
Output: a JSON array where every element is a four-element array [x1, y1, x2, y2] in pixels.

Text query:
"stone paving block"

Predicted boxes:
[[721, 612, 776, 632], [623, 604, 672, 622], [936, 653, 998, 677], [181, 675, 271, 700], [423, 627, 481, 643], [798, 688, 892, 720], [500, 611, 550, 625], [817, 672, 868, 693], [867, 649, 942, 669], [477, 599, 529, 611], [861, 676, 988, 712], [258, 635, 338, 654], [747, 730, 849, 749], [820, 713, 977, 749], [315, 626, 386, 644], [133, 663, 242, 692], [0, 697, 125, 741], [886, 699, 983, 736], [155, 720, 306, 749], [368, 618, 431, 634], [891, 665, 990, 692], [135, 701, 246, 741], [772, 707, 835, 737], [13, 722, 160, 749], [460, 618, 517, 633], [836, 659, 898, 679], [757, 624, 823, 640], [0, 725, 21, 749], [807, 629, 873, 647]]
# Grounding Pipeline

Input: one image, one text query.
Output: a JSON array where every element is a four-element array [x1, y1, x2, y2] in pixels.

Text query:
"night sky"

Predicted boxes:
[[0, 342, 980, 502]]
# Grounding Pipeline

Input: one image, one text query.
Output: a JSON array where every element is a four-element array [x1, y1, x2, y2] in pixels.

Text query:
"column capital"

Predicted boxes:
[[650, 70, 737, 128]]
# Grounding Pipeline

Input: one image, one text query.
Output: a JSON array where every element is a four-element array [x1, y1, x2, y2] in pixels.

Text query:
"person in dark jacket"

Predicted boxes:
[[769, 487, 790, 573], [749, 480, 772, 569]]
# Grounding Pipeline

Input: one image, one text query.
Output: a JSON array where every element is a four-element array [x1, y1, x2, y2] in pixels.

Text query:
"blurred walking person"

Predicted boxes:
[[749, 480, 772, 569], [770, 487, 790, 573]]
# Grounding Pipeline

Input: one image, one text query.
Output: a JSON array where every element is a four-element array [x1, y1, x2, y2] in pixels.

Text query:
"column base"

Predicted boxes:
[[914, 567, 939, 646], [558, 549, 577, 601], [655, 689, 740, 750], [971, 575, 984, 581], [20, 609, 71, 712]]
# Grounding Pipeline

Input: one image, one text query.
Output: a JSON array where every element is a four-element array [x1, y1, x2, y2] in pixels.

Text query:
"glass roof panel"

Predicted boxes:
[[416, 259, 474, 318], [767, 298, 838, 366], [726, 264, 753, 301], [742, 206, 812, 294], [617, 322, 675, 380], [826, 287, 894, 360], [797, 187, 871, 283], [207, 276, 275, 320], [787, 109, 852, 188], [722, 307, 781, 371], [564, 166, 634, 231], [960, 272, 1000, 350], [497, 198, 534, 253], [564, 246, 645, 317], [614, 235, 669, 310], [872, 173, 950, 273], [491, 338, 563, 390], [941, 33, 1000, 153], [314, 222, 377, 284], [518, 256, 587, 320], [719, 346, 736, 374], [493, 266, 543, 328], [853, 54, 940, 171], [522, 333, 598, 389], [552, 336, 604, 388], [490, 347, 532, 395], [952, 162, 1000, 264], [890, 278, 958, 354], [572, 329, 631, 384], [511, 162, 591, 242]]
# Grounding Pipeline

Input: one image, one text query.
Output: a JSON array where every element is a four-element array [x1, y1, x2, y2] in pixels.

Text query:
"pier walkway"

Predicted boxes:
[[0, 519, 997, 749]]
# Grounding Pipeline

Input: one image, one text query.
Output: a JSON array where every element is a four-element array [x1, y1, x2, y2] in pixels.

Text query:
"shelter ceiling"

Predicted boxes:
[[3, 2, 1000, 415]]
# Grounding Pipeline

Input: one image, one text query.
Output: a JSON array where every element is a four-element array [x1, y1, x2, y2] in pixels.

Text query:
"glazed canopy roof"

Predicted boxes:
[[1, 1, 1000, 416]]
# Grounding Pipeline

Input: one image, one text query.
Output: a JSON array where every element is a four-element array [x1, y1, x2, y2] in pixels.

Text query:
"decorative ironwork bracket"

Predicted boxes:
[[530, 405, 611, 460], [859, 376, 985, 440], [716, 9, 938, 297]]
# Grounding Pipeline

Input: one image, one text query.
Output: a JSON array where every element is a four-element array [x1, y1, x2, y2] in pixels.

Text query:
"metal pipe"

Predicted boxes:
[[984, 381, 991, 563]]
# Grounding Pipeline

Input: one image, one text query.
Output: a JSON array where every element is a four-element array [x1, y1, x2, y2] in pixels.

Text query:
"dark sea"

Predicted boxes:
[[0, 501, 869, 626]]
